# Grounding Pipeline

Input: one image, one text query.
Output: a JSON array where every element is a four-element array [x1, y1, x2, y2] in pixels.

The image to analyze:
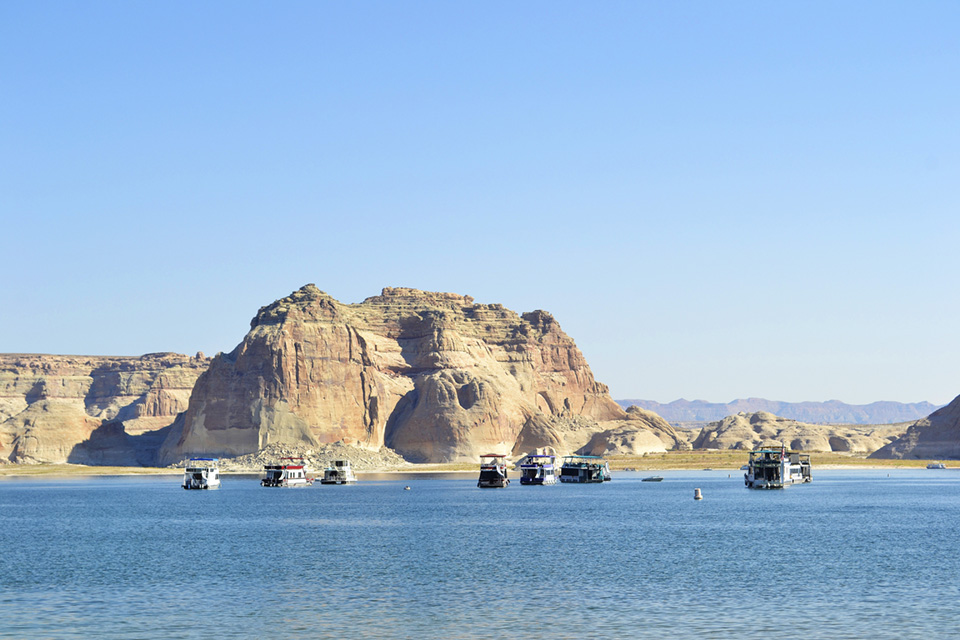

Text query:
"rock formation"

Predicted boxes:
[[692, 411, 909, 453], [580, 406, 690, 456], [160, 285, 639, 463], [0, 353, 209, 464], [620, 398, 942, 425], [870, 395, 960, 459]]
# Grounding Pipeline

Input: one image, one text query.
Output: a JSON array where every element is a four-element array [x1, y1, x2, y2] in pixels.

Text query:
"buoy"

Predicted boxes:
[[694, 488, 702, 500], [404, 486, 411, 491]]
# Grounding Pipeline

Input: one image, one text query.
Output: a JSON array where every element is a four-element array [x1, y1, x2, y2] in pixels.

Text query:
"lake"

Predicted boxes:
[[1, 469, 958, 639]]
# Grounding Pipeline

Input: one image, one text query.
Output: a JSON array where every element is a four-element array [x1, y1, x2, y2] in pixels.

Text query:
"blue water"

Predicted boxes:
[[1, 470, 959, 639]]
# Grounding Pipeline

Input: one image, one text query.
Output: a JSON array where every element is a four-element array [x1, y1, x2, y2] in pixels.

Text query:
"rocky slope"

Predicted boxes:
[[580, 406, 691, 456], [692, 411, 909, 453], [0, 353, 209, 464], [160, 285, 663, 464], [213, 441, 411, 473], [620, 398, 941, 425], [870, 394, 960, 459]]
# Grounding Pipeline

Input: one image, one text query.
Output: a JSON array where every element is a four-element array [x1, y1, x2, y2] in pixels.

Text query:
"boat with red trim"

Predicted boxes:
[[261, 457, 314, 487]]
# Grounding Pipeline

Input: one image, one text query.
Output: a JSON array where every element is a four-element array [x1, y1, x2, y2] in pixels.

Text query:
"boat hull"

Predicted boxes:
[[744, 475, 812, 489], [261, 479, 313, 487], [559, 476, 604, 484], [519, 477, 558, 485]]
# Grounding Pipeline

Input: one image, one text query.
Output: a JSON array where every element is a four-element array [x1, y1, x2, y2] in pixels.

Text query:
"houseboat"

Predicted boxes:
[[559, 455, 611, 483], [182, 458, 221, 490], [320, 460, 358, 484], [518, 453, 559, 485], [261, 457, 314, 487], [477, 454, 510, 488], [927, 462, 947, 469], [744, 446, 812, 489]]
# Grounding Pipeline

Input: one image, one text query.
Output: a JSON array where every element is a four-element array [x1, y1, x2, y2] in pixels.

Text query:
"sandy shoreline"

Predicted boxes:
[[0, 457, 948, 477]]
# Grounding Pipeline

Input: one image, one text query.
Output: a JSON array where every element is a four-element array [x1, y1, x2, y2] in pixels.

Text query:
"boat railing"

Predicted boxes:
[[185, 457, 218, 468]]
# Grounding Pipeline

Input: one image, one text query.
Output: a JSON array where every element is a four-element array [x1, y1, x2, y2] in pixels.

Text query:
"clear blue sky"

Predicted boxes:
[[2, 1, 958, 405]]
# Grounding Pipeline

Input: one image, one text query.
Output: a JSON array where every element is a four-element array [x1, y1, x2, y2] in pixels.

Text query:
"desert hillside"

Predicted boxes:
[[619, 398, 941, 425], [871, 394, 960, 459], [692, 411, 910, 453]]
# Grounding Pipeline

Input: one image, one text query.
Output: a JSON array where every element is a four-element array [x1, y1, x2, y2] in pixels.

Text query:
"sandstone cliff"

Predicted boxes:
[[0, 353, 209, 464], [160, 285, 637, 463], [692, 411, 908, 453], [870, 394, 960, 459]]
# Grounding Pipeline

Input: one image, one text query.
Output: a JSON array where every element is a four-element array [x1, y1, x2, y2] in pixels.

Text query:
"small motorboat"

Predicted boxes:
[[641, 476, 663, 482], [927, 462, 947, 469]]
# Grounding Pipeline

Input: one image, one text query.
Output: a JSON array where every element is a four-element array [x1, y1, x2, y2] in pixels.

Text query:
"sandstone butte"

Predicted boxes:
[[159, 285, 685, 464], [0, 353, 209, 465], [4, 285, 956, 467]]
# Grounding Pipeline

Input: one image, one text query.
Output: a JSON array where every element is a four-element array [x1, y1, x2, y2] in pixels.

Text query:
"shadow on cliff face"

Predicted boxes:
[[24, 380, 47, 404], [383, 388, 421, 461], [67, 421, 174, 467], [84, 368, 125, 416]]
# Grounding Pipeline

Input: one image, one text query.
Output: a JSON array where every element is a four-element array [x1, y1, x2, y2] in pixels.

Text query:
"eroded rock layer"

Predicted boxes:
[[0, 353, 209, 464], [871, 395, 960, 459], [692, 411, 909, 453], [160, 285, 631, 463]]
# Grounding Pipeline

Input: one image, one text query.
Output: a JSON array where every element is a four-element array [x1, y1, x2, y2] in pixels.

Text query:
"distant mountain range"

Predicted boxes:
[[616, 398, 944, 425]]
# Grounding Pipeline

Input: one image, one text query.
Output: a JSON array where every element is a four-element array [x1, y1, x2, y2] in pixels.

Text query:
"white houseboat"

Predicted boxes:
[[744, 446, 812, 489], [320, 460, 358, 484], [559, 455, 611, 483], [477, 454, 510, 488], [261, 458, 314, 487], [182, 458, 221, 490], [518, 453, 559, 485]]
